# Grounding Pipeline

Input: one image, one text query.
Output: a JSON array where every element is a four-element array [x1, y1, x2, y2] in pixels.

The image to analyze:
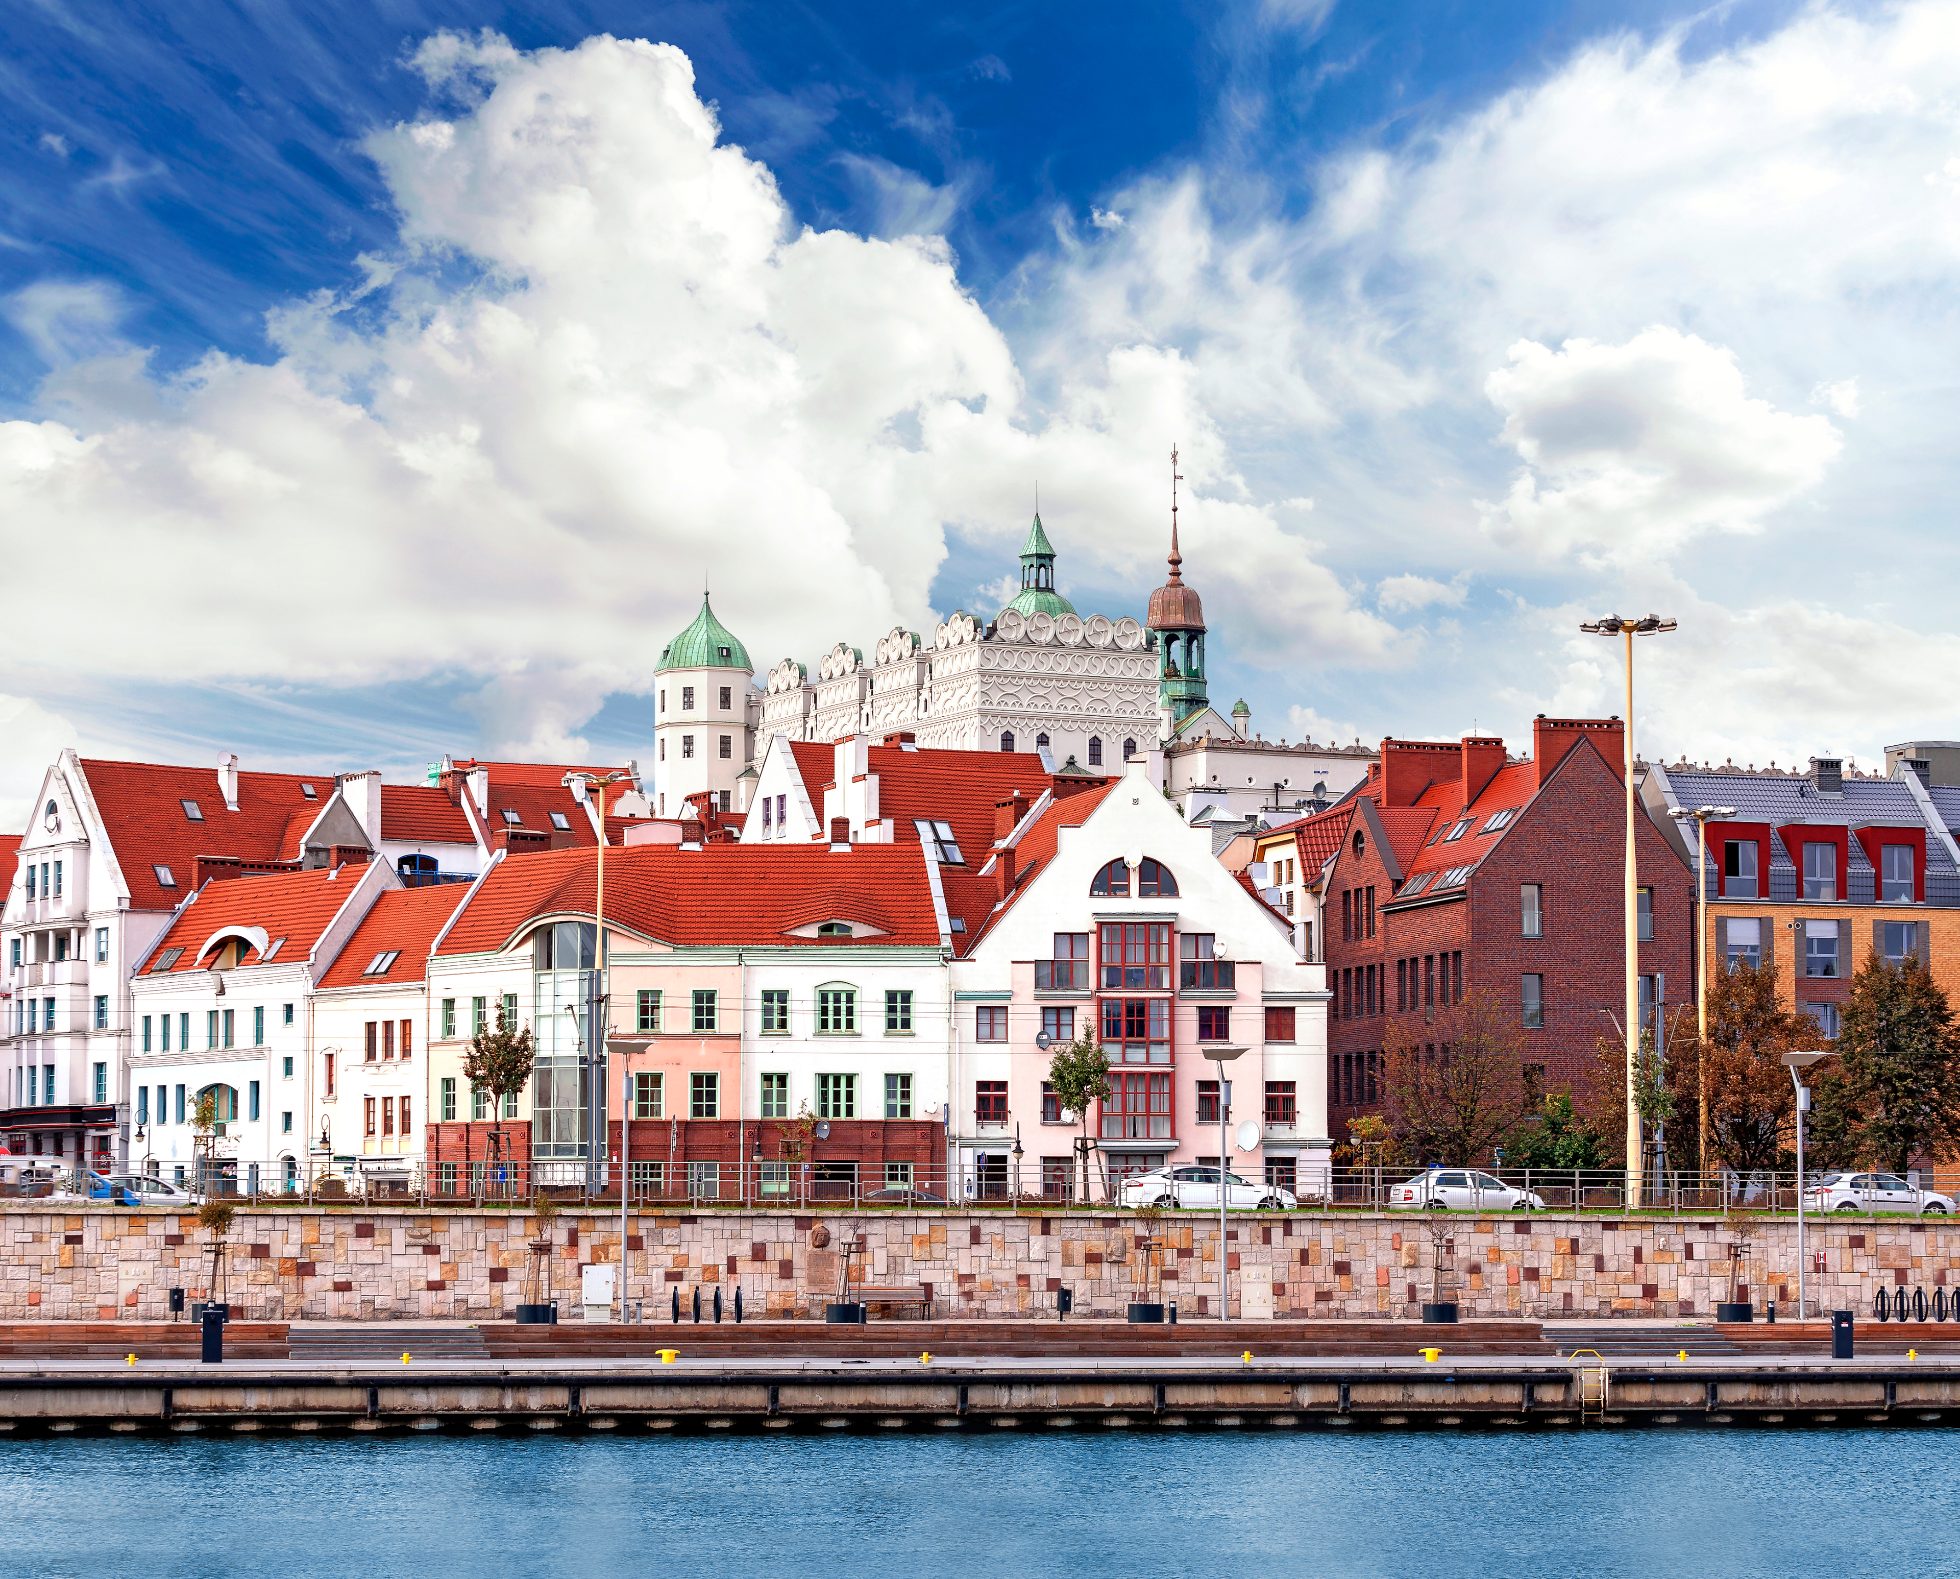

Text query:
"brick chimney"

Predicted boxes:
[[680, 818, 704, 848], [1377, 739, 1459, 808], [1532, 715, 1625, 788], [1809, 756, 1844, 796], [1460, 736, 1506, 807], [994, 844, 1017, 901], [828, 816, 850, 851], [994, 791, 1029, 842]]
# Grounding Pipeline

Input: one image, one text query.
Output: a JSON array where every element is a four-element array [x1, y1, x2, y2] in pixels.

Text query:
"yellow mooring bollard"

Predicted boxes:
[[657, 1348, 679, 1364], [1678, 1350, 1690, 1361], [1420, 1347, 1441, 1363], [402, 1353, 412, 1365], [1242, 1350, 1254, 1366], [1908, 1348, 1919, 1361], [919, 1351, 932, 1365], [126, 1353, 137, 1367]]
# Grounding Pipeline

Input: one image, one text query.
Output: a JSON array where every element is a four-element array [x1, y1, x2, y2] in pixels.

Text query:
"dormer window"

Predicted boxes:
[[549, 812, 571, 831], [717, 645, 732, 662], [1802, 841, 1836, 901], [181, 799, 204, 822], [501, 809, 522, 826], [928, 821, 962, 865], [1881, 845, 1915, 903], [1722, 840, 1758, 899], [362, 950, 401, 976], [154, 864, 177, 889], [816, 922, 852, 938]]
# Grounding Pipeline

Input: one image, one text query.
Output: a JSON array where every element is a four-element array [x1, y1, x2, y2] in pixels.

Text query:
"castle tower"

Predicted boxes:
[[1145, 446, 1208, 735], [997, 512, 1078, 620], [654, 593, 754, 817]]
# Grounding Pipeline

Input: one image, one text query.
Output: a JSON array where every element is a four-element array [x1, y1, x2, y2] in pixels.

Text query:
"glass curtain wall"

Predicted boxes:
[[532, 921, 597, 1163]]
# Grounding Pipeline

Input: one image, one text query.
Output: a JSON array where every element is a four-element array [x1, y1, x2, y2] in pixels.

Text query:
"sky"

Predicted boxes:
[[2, 0, 1956, 824]]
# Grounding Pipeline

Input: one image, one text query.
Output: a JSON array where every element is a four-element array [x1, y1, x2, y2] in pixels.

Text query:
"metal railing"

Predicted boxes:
[[7, 1159, 1959, 1216]]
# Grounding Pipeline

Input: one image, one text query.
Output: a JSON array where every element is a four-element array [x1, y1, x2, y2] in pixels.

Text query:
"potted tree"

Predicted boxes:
[[462, 1003, 535, 1205], [1717, 1209, 1756, 1323], [515, 1189, 560, 1324], [1127, 1200, 1167, 1322], [1421, 1219, 1458, 1323], [824, 1223, 866, 1323], [193, 1200, 235, 1323]]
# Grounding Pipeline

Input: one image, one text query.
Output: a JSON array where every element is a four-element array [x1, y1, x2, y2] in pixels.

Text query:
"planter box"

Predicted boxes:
[[1420, 1302, 1459, 1325], [824, 1302, 866, 1325], [1127, 1302, 1167, 1324], [1716, 1301, 1754, 1323], [514, 1302, 558, 1325]]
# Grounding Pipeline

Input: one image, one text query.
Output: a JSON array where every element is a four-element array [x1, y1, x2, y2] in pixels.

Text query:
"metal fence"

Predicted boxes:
[[10, 1158, 1960, 1216]]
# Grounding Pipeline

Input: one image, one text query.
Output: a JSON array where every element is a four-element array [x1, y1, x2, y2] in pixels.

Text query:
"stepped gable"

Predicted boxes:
[[79, 757, 339, 911], [316, 883, 471, 989], [140, 860, 376, 973]]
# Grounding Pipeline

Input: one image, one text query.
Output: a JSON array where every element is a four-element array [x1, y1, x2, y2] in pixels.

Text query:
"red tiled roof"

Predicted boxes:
[[1398, 761, 1538, 885], [960, 781, 1119, 951], [436, 843, 942, 955], [79, 759, 338, 912], [483, 782, 598, 846], [0, 836, 19, 902], [380, 785, 475, 844], [141, 861, 375, 973], [785, 742, 835, 814], [317, 883, 471, 989]]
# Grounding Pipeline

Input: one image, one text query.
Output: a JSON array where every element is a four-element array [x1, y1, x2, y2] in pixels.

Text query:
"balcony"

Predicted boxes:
[[1179, 960, 1236, 992], [1032, 959, 1089, 992]]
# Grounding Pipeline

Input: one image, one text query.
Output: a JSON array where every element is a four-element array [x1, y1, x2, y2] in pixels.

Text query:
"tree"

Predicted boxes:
[[1810, 952, 1960, 1173], [462, 1001, 535, 1202], [1507, 1093, 1605, 1171], [1666, 961, 1809, 1179], [1585, 1024, 1678, 1170], [197, 1200, 235, 1307], [1046, 1031, 1113, 1204], [1380, 989, 1535, 1164]]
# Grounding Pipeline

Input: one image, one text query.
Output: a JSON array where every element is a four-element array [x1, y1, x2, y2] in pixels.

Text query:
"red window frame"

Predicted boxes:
[[1100, 997, 1171, 1064], [975, 1080, 1008, 1125], [974, 1005, 1008, 1043], [1100, 923, 1170, 990], [1264, 1006, 1295, 1042], [1100, 1072, 1172, 1140], [1264, 1081, 1297, 1125]]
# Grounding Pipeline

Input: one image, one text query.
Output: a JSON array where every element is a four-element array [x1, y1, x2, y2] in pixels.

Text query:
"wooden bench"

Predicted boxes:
[[842, 1283, 933, 1318]]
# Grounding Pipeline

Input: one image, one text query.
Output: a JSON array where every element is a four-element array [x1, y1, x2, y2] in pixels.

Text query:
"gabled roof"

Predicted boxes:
[[435, 843, 943, 956], [79, 758, 338, 911], [379, 785, 475, 844], [0, 836, 19, 902], [1256, 803, 1353, 883], [317, 883, 471, 989], [481, 781, 599, 846], [140, 861, 376, 974], [961, 781, 1119, 951]]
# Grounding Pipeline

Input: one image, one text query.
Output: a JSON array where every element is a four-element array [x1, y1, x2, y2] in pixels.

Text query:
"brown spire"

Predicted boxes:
[[1167, 443, 1183, 583], [1146, 441, 1205, 631]]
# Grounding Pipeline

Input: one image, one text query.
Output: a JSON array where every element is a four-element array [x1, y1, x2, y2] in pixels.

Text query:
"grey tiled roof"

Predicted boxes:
[[1927, 785, 1960, 832]]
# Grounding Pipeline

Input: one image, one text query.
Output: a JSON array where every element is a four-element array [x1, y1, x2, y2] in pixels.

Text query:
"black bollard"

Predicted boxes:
[[713, 1287, 723, 1324], [1916, 1287, 1929, 1322], [1765, 1302, 1776, 1324], [734, 1286, 744, 1324], [691, 1286, 701, 1324], [671, 1287, 681, 1324], [199, 1303, 226, 1364], [1167, 1302, 1178, 1325], [1831, 1309, 1854, 1359]]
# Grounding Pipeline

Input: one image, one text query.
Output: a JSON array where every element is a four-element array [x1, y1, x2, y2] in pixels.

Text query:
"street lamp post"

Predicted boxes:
[[1205, 1045, 1245, 1321], [565, 769, 637, 1321], [1581, 613, 1677, 1209], [1668, 804, 1736, 1179], [1784, 1049, 1835, 1321]]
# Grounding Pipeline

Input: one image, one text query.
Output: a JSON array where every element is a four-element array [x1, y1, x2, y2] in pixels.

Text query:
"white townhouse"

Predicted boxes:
[[948, 756, 1331, 1205], [127, 858, 394, 1192]]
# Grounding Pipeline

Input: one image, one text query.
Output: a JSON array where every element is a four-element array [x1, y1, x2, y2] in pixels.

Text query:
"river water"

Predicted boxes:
[[4, 1429, 1947, 1577]]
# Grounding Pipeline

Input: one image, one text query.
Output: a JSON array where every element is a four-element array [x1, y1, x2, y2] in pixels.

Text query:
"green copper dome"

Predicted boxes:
[[998, 512, 1078, 621], [659, 594, 753, 672]]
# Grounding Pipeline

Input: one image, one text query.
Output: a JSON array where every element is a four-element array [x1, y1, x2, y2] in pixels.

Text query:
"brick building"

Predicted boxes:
[[1321, 718, 1691, 1141]]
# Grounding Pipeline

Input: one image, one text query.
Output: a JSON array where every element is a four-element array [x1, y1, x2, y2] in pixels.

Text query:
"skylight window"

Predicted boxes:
[[261, 937, 286, 962], [549, 812, 571, 831], [1482, 808, 1517, 833], [180, 799, 204, 822], [362, 950, 401, 976], [300, 783, 318, 800], [1399, 873, 1434, 898], [154, 865, 176, 888], [501, 809, 522, 826], [949, 917, 967, 933], [1441, 819, 1473, 843], [927, 820, 963, 865], [154, 946, 184, 970]]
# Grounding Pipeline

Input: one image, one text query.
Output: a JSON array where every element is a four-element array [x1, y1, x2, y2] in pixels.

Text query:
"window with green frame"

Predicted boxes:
[[884, 1072, 912, 1119], [440, 998, 456, 1038], [760, 988, 790, 1034], [691, 990, 717, 1033], [636, 989, 661, 1033], [690, 1070, 718, 1118], [884, 989, 913, 1033], [759, 1071, 788, 1119], [633, 1071, 663, 1118], [816, 1072, 856, 1119], [759, 1160, 791, 1198], [471, 996, 487, 1035], [817, 985, 856, 1035]]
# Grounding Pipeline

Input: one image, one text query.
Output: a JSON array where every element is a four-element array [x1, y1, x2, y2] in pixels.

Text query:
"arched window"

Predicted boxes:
[[1090, 859, 1131, 897], [1123, 738, 1138, 761], [1136, 858, 1178, 897], [1087, 737, 1103, 766], [1035, 732, 1050, 753], [195, 1084, 238, 1124], [397, 853, 437, 885], [1000, 731, 1015, 753], [816, 922, 852, 938]]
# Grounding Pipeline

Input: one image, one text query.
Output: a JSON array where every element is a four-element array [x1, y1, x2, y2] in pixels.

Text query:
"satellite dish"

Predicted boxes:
[[1035, 1032, 1052, 1050], [814, 1120, 831, 1141], [1234, 1120, 1260, 1153]]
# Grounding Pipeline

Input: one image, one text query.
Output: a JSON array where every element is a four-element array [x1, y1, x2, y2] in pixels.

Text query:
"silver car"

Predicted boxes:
[[105, 1173, 196, 1203], [1389, 1169, 1545, 1212], [1120, 1165, 1297, 1211], [1805, 1171, 1954, 1215]]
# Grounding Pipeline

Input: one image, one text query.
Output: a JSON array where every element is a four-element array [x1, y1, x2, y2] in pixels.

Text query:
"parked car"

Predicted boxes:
[[105, 1173, 194, 1203], [1120, 1164, 1296, 1211], [1389, 1169, 1545, 1212], [1805, 1172, 1954, 1215], [0, 1156, 66, 1199], [52, 1170, 141, 1206], [863, 1187, 948, 1206]]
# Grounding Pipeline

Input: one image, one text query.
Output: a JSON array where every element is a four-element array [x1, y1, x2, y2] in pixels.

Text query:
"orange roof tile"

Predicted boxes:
[[141, 861, 376, 973], [436, 843, 942, 955], [80, 758, 339, 911], [317, 883, 471, 988], [0, 836, 19, 902], [960, 781, 1118, 951], [380, 784, 475, 844]]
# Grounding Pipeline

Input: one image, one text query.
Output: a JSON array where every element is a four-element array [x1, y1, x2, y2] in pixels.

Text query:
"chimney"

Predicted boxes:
[[1459, 736, 1506, 807], [217, 752, 240, 812], [995, 845, 1017, 901], [680, 818, 704, 848], [828, 816, 850, 851], [467, 766, 490, 815], [1809, 756, 1844, 796], [328, 844, 368, 871], [1907, 757, 1933, 787], [994, 791, 1030, 843], [1377, 739, 1459, 808], [337, 770, 384, 843], [1532, 715, 1625, 788], [882, 731, 918, 748]]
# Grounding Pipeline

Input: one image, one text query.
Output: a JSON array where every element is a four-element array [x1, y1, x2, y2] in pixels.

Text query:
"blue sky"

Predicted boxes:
[[2, 0, 1953, 818]]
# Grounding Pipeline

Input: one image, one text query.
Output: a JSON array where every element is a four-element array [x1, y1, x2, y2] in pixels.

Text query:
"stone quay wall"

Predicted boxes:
[[2, 1207, 1954, 1323]]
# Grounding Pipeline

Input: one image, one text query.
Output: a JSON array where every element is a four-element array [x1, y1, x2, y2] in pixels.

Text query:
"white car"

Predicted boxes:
[[1389, 1169, 1545, 1212], [106, 1173, 194, 1203], [1805, 1171, 1954, 1215], [1120, 1164, 1297, 1211]]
